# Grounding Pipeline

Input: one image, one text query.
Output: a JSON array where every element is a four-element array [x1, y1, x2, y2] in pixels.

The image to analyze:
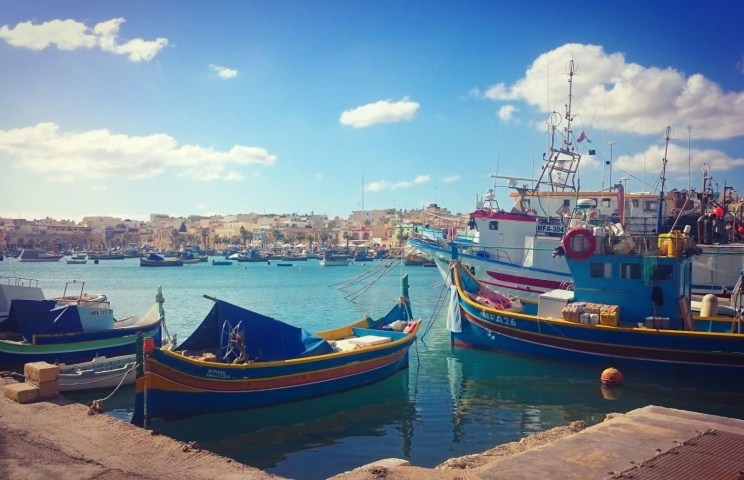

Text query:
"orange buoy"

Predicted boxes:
[[600, 367, 623, 386]]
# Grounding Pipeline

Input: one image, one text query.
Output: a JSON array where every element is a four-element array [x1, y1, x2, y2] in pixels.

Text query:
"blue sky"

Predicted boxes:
[[1, 1, 743, 222]]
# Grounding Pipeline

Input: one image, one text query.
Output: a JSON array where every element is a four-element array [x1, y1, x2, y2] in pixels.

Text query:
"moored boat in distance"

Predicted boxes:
[[140, 253, 184, 267], [211, 260, 233, 266], [132, 275, 420, 424], [18, 249, 63, 262], [319, 251, 352, 266], [65, 257, 88, 264]]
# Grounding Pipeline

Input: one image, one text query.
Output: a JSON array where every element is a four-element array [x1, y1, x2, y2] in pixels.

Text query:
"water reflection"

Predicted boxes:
[[445, 345, 744, 447], [147, 371, 416, 479]]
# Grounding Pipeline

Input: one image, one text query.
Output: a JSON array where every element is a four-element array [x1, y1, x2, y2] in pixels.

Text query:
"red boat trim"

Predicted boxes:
[[485, 270, 565, 290]]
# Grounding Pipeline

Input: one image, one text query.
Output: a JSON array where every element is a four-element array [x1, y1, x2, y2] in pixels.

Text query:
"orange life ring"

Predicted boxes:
[[562, 228, 596, 260]]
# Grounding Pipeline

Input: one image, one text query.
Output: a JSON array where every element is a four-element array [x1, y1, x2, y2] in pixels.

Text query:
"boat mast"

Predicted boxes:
[[655, 126, 672, 233], [534, 60, 581, 193]]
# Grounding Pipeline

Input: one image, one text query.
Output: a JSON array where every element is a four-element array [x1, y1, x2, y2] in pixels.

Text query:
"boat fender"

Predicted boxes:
[[561, 228, 596, 260], [404, 321, 416, 334]]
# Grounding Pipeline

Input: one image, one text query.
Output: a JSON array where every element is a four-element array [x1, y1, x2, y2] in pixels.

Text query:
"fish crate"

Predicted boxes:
[[599, 305, 620, 327], [645, 316, 670, 329]]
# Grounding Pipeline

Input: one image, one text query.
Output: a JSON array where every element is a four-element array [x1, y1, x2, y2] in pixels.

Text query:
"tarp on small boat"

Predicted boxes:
[[5, 300, 84, 341], [176, 300, 334, 362], [146, 253, 165, 261]]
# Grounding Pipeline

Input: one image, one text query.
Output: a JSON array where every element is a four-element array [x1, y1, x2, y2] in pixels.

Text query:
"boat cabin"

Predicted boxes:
[[540, 228, 698, 331]]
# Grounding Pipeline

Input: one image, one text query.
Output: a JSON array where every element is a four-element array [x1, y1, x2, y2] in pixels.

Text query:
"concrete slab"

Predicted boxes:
[[469, 405, 744, 479]]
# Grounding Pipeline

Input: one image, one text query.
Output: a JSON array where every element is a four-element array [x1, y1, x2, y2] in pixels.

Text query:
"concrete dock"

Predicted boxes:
[[2, 375, 744, 479]]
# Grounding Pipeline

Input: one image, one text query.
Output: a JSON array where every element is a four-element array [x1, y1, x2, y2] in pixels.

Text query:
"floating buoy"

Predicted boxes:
[[600, 367, 624, 386]]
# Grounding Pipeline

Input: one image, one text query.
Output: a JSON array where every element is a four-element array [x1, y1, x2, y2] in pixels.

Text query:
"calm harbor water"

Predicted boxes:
[[3, 257, 744, 480]]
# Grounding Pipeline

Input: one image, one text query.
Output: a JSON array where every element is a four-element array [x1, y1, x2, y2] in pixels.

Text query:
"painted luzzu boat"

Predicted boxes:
[[447, 224, 744, 376], [132, 275, 420, 425], [0, 286, 165, 370]]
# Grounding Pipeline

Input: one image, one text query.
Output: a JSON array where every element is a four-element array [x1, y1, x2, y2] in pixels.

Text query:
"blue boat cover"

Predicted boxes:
[[5, 300, 84, 341], [176, 300, 334, 362], [146, 253, 165, 261]]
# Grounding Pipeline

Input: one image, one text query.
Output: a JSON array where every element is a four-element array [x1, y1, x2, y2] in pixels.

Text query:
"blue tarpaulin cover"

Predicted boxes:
[[176, 300, 334, 362], [6, 300, 84, 341]]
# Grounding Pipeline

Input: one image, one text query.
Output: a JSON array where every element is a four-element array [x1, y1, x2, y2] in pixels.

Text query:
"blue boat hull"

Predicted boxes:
[[451, 263, 744, 376], [0, 323, 162, 370], [135, 346, 411, 420]]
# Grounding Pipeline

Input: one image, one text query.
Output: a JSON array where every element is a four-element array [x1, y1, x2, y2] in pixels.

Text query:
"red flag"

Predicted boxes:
[[577, 131, 587, 143]]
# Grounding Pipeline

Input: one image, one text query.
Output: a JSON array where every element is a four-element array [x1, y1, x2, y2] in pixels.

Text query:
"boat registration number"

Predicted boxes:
[[206, 369, 230, 379], [536, 224, 565, 234]]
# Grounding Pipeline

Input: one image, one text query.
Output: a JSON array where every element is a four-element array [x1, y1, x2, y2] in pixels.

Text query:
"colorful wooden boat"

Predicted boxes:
[[0, 289, 164, 370], [447, 225, 744, 376], [132, 275, 419, 425]]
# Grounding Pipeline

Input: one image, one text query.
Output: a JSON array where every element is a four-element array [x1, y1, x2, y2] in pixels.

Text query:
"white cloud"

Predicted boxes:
[[414, 175, 431, 184], [210, 64, 238, 79], [614, 143, 744, 175], [340, 98, 419, 128], [0, 18, 168, 62], [0, 123, 276, 181], [365, 175, 432, 192], [442, 175, 460, 183], [498, 105, 517, 123], [479, 43, 744, 140], [315, 173, 323, 180], [223, 171, 245, 181]]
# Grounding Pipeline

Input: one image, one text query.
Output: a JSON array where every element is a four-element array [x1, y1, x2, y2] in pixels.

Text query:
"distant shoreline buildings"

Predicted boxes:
[[0, 205, 463, 253]]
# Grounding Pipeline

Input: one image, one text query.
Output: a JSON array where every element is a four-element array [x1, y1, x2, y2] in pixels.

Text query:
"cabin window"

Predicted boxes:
[[620, 263, 642, 279], [652, 265, 674, 281], [601, 198, 612, 208], [589, 262, 611, 278], [489, 221, 499, 231], [643, 201, 658, 212], [631, 199, 640, 208]]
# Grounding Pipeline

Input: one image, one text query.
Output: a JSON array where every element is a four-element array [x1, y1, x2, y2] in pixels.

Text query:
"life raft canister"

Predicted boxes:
[[561, 227, 596, 260]]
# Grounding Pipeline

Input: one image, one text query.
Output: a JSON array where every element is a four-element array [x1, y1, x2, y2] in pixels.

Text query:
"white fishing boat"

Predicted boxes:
[[65, 257, 88, 265], [319, 251, 352, 266], [409, 60, 744, 301], [57, 354, 137, 392]]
